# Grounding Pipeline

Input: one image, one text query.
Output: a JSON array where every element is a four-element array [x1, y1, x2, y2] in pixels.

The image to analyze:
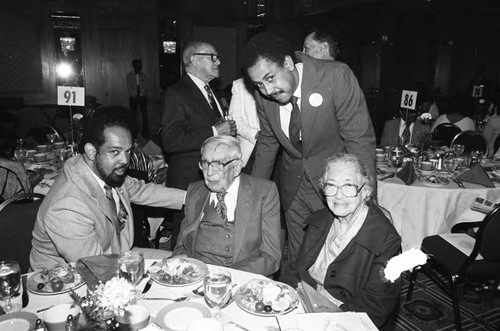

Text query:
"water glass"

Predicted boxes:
[[452, 144, 465, 157], [444, 158, 459, 174], [118, 250, 145, 300], [204, 269, 232, 319], [0, 260, 21, 313]]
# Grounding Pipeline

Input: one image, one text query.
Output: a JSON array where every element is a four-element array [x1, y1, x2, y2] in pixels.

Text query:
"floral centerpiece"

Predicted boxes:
[[70, 277, 135, 330], [416, 112, 435, 152], [72, 112, 86, 148]]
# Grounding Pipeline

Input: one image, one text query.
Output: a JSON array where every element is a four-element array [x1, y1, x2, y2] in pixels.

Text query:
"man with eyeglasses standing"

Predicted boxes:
[[172, 136, 281, 276], [161, 42, 237, 247]]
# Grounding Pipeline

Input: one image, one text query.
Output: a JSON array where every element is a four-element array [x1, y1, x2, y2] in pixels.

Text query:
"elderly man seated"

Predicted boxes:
[[280, 153, 401, 329], [380, 107, 423, 147], [173, 136, 281, 276], [30, 113, 186, 270]]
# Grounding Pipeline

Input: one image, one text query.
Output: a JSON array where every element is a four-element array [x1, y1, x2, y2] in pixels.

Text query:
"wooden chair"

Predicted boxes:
[[406, 205, 500, 331], [0, 193, 45, 273], [451, 130, 488, 156], [432, 123, 461, 147]]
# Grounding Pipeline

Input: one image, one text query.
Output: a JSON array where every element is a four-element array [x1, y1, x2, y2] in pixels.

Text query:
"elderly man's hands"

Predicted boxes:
[[214, 120, 237, 137]]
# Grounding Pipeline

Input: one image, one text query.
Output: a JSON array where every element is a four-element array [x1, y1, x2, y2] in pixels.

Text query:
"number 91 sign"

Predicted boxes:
[[400, 90, 418, 110], [57, 86, 85, 106]]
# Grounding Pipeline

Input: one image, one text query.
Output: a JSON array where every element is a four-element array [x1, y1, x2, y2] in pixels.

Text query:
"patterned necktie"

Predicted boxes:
[[215, 191, 228, 222], [104, 185, 127, 234], [288, 96, 302, 153], [401, 123, 411, 145], [204, 85, 222, 119]]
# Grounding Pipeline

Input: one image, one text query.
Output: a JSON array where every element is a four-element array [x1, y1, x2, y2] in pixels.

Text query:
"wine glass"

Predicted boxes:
[[0, 260, 22, 313], [204, 269, 232, 319], [452, 144, 465, 157], [444, 158, 459, 175], [118, 251, 145, 300]]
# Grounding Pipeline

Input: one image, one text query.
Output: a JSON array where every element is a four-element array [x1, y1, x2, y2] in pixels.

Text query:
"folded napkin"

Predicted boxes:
[[296, 280, 342, 313], [76, 254, 119, 289], [396, 161, 417, 185], [457, 164, 495, 188]]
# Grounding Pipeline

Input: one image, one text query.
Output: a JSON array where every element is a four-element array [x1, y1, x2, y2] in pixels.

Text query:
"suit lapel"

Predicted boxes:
[[187, 187, 211, 253], [299, 56, 322, 154], [233, 175, 253, 260], [184, 76, 219, 119]]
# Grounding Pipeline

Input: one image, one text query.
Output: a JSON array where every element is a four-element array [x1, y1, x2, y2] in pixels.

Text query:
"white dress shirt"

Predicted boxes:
[[279, 63, 304, 138], [209, 176, 240, 222]]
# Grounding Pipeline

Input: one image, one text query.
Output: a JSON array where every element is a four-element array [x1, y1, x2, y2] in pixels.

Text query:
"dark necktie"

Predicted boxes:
[[401, 123, 411, 145], [204, 85, 222, 119], [215, 191, 228, 222], [104, 185, 127, 234], [289, 96, 302, 153]]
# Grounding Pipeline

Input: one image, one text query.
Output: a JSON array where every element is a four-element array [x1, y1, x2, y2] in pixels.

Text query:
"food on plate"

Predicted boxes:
[[35, 263, 80, 293], [156, 258, 201, 285], [238, 280, 297, 314]]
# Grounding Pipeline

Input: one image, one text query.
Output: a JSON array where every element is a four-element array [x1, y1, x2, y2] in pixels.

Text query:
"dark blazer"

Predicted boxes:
[[252, 54, 377, 210], [160, 75, 220, 189], [380, 118, 424, 147], [280, 203, 402, 328], [173, 174, 282, 276]]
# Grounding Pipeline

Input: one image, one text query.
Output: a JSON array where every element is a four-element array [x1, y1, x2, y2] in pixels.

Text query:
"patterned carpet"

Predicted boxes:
[[394, 272, 500, 331]]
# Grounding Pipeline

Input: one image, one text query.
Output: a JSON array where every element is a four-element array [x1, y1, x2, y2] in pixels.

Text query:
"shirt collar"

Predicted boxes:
[[84, 161, 108, 194], [293, 63, 304, 101], [209, 176, 240, 222], [188, 72, 209, 90]]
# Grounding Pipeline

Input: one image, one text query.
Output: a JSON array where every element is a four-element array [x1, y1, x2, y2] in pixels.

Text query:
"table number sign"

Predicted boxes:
[[472, 85, 483, 98], [400, 90, 418, 110], [57, 86, 85, 106]]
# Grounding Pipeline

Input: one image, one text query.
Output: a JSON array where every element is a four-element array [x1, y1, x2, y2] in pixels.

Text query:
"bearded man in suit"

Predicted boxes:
[[173, 136, 281, 277], [30, 114, 186, 270], [161, 41, 237, 247], [241, 32, 376, 262]]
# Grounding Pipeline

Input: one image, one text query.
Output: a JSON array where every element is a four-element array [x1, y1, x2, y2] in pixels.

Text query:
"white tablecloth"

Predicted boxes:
[[378, 177, 500, 251], [17, 260, 377, 331]]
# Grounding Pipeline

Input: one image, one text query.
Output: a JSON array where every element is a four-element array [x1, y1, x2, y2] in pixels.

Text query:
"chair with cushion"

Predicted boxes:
[[406, 205, 500, 331], [432, 123, 461, 147], [0, 193, 44, 273], [451, 130, 488, 156]]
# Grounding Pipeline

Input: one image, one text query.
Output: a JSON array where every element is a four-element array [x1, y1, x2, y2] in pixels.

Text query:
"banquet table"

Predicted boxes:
[[377, 162, 500, 251], [13, 260, 378, 331]]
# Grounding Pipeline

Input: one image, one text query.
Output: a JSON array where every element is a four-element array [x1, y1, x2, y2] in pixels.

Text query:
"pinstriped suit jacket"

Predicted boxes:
[[252, 53, 377, 210]]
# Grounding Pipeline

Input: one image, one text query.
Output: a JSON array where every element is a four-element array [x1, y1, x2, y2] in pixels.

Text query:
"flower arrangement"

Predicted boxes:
[[416, 112, 435, 151], [70, 277, 135, 330], [71, 112, 86, 147]]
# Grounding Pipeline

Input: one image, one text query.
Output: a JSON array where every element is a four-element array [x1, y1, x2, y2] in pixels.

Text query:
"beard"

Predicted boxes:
[[95, 158, 127, 188]]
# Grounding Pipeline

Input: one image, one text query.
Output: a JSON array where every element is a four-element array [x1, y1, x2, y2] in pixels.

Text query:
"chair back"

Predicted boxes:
[[432, 123, 461, 147], [451, 130, 488, 156], [476, 204, 500, 262], [493, 134, 500, 156], [0, 165, 27, 203], [0, 193, 44, 273]]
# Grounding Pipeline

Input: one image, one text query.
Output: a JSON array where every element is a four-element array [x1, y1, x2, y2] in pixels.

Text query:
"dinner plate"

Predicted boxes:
[[150, 257, 208, 287], [417, 174, 450, 187], [156, 302, 211, 331], [27, 268, 84, 295], [234, 279, 300, 317], [0, 311, 38, 331]]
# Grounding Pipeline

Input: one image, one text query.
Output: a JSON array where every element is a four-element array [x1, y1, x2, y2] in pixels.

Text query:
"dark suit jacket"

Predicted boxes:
[[160, 75, 220, 189], [173, 174, 282, 276], [280, 203, 401, 329], [380, 118, 424, 147], [252, 54, 376, 210]]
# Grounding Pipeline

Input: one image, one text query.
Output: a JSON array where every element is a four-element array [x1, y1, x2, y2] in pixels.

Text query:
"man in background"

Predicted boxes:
[[160, 41, 236, 246], [241, 32, 376, 263], [127, 59, 149, 138], [302, 26, 340, 61]]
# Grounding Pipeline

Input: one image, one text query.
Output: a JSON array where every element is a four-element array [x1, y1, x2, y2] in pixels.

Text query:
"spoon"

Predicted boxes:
[[141, 296, 190, 302]]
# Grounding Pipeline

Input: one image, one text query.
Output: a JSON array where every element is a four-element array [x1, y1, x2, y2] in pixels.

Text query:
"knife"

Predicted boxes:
[[141, 261, 157, 294], [22, 274, 29, 308]]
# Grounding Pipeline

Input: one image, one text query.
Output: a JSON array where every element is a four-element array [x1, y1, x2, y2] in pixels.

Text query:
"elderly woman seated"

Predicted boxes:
[[280, 153, 401, 329]]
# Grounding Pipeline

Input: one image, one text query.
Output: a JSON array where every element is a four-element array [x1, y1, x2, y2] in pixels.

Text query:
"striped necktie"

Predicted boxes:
[[104, 185, 127, 234], [204, 84, 222, 119], [216, 191, 228, 222]]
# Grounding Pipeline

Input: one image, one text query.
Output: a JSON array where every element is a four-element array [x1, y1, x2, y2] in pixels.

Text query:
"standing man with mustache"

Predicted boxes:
[[30, 113, 186, 270], [161, 41, 236, 247], [241, 33, 376, 264]]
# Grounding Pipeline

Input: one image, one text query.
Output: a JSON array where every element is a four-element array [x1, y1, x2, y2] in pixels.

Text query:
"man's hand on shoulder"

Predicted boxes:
[[214, 120, 237, 137]]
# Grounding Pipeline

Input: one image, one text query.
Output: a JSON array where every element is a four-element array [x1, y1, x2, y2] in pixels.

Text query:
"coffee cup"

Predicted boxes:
[[43, 303, 81, 331], [27, 149, 37, 158], [54, 141, 65, 150], [116, 305, 150, 331], [376, 148, 384, 154], [34, 153, 47, 162], [37, 144, 48, 153], [376, 153, 385, 162], [420, 161, 433, 171]]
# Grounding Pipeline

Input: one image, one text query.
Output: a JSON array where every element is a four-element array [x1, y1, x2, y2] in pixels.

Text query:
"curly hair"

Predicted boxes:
[[240, 32, 294, 71]]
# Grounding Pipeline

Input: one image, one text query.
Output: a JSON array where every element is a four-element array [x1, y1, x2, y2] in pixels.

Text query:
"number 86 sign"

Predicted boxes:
[[57, 86, 85, 106], [400, 90, 418, 110]]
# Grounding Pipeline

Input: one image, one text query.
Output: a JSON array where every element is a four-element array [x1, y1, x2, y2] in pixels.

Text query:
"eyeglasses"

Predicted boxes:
[[322, 183, 365, 198], [192, 53, 221, 63], [199, 158, 238, 172]]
